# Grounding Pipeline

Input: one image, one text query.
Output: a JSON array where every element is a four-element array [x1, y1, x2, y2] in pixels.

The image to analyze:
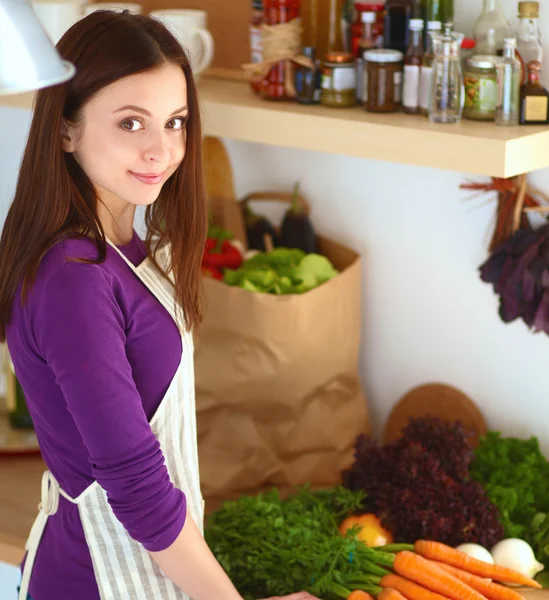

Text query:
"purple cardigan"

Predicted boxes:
[[7, 232, 187, 599]]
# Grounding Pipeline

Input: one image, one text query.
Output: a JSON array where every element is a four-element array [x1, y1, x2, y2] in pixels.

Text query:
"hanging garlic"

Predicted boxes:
[[490, 539, 544, 581]]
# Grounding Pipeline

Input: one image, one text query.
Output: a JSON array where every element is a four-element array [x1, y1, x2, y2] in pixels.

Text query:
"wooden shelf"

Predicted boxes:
[[4, 76, 549, 177]]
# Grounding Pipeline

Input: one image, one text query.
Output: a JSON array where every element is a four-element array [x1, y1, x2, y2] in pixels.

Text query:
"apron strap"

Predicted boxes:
[[18, 471, 76, 600]]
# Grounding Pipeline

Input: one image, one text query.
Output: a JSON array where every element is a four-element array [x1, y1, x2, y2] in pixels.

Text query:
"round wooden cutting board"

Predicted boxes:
[[383, 383, 488, 446]]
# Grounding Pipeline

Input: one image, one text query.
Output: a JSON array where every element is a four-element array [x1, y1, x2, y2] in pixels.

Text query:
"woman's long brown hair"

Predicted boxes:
[[0, 10, 207, 340]]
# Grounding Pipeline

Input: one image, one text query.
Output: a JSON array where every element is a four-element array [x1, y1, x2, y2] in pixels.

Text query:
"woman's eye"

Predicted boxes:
[[121, 118, 143, 132], [168, 116, 188, 130]]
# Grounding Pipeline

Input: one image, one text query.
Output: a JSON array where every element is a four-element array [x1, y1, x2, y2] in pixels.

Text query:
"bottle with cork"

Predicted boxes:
[[516, 1, 542, 84]]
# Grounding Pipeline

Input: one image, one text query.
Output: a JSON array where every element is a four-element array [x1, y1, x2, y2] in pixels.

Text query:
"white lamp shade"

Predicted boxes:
[[0, 0, 75, 95]]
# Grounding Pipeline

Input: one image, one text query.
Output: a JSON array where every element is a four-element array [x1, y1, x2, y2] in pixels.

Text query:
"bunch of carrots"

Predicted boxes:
[[332, 540, 541, 600]]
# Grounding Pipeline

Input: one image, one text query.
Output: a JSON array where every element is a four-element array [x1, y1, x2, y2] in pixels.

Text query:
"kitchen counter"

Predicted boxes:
[[0, 456, 549, 600], [0, 454, 44, 564]]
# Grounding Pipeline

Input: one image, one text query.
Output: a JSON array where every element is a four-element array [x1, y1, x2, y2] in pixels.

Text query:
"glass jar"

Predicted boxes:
[[295, 46, 322, 104], [363, 49, 404, 112], [321, 52, 357, 107], [261, 0, 301, 100], [463, 54, 499, 120], [249, 0, 265, 95]]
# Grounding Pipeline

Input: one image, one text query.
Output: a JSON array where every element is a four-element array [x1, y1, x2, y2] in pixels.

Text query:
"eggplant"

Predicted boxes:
[[243, 205, 279, 251], [280, 182, 317, 253]]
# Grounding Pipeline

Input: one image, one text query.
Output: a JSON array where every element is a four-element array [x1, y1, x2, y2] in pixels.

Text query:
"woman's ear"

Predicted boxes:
[[60, 119, 76, 153]]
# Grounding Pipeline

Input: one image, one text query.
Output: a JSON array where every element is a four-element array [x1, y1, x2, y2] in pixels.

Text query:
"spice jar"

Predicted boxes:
[[363, 49, 404, 112], [320, 52, 357, 107], [463, 55, 499, 120]]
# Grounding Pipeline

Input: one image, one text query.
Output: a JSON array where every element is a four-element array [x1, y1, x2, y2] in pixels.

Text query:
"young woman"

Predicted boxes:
[[0, 10, 321, 600]]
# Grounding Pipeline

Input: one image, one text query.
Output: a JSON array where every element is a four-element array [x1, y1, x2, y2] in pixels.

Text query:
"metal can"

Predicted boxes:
[[320, 52, 357, 108]]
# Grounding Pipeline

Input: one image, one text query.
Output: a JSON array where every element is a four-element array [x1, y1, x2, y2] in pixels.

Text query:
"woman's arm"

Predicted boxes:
[[150, 510, 244, 600]]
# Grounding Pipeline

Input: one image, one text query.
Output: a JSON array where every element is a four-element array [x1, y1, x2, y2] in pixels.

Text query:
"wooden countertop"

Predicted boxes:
[[0, 454, 44, 564], [0, 455, 548, 600]]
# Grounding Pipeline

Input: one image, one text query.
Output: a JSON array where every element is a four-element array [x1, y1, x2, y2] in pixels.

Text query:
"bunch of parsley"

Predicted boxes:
[[469, 431, 549, 566], [204, 485, 395, 599]]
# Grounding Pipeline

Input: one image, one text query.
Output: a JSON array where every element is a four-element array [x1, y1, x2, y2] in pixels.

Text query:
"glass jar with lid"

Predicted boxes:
[[363, 49, 404, 112], [463, 54, 499, 120], [321, 52, 357, 107]]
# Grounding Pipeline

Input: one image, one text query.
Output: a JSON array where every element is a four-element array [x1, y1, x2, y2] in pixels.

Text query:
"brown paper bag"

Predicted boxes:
[[196, 137, 370, 505]]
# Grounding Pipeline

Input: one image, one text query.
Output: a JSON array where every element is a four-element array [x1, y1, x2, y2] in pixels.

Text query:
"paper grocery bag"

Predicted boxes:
[[194, 236, 370, 503]]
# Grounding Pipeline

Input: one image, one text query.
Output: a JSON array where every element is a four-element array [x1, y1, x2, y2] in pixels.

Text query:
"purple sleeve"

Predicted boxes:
[[33, 262, 186, 552]]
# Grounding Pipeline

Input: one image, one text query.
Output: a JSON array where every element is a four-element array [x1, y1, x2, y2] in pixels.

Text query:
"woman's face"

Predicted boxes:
[[62, 62, 188, 209]]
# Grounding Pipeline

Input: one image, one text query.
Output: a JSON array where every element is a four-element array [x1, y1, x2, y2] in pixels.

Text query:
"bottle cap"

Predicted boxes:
[[504, 38, 517, 48], [361, 11, 376, 23], [426, 20, 442, 30], [518, 1, 539, 18], [409, 18, 424, 30], [527, 60, 542, 72], [461, 38, 476, 49]]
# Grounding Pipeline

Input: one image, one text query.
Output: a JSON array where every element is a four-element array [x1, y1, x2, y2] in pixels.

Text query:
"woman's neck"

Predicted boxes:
[[96, 191, 136, 245]]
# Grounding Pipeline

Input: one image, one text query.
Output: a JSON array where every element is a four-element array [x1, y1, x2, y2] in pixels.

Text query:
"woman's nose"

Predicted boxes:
[[142, 130, 172, 163]]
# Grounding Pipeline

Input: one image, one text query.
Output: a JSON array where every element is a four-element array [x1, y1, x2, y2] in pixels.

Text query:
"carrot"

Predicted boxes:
[[378, 588, 409, 600], [348, 592, 376, 600], [431, 560, 526, 600], [414, 541, 542, 589], [380, 573, 455, 600], [392, 551, 486, 600]]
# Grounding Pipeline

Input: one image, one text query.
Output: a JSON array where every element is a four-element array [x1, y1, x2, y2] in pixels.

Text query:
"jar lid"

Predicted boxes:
[[467, 55, 499, 69], [426, 20, 442, 30], [361, 11, 377, 23], [324, 51, 356, 64], [409, 18, 424, 30], [518, 1, 539, 17], [363, 49, 404, 62]]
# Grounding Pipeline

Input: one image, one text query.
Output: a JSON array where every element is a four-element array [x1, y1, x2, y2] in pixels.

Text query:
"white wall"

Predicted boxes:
[[1, 0, 549, 450]]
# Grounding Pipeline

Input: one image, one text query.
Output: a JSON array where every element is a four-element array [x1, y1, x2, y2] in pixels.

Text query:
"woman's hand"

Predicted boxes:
[[259, 593, 323, 600]]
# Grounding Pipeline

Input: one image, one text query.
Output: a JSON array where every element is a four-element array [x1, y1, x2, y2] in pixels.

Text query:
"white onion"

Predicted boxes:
[[456, 543, 495, 565], [490, 538, 544, 581]]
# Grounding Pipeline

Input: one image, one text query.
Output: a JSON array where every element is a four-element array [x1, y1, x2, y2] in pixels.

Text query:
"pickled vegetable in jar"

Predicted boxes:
[[463, 55, 499, 120], [321, 52, 357, 107]]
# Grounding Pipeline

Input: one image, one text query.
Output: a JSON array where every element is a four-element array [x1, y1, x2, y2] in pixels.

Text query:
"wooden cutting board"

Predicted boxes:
[[519, 588, 549, 599], [383, 383, 488, 446]]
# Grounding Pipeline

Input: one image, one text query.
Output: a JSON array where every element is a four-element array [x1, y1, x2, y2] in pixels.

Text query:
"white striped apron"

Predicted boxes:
[[18, 239, 205, 600]]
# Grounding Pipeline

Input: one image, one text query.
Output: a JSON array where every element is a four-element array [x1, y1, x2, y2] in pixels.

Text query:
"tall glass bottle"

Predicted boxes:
[[496, 38, 521, 125], [429, 30, 463, 123], [403, 18, 424, 113], [419, 20, 441, 115], [384, 0, 414, 54], [473, 0, 512, 56], [420, 0, 453, 29], [516, 1, 543, 84], [301, 0, 344, 59]]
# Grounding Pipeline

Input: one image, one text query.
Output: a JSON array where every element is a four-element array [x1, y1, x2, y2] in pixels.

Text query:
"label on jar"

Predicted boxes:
[[321, 73, 333, 90], [333, 67, 357, 92], [249, 26, 262, 64], [525, 96, 548, 121], [393, 70, 402, 103], [419, 65, 433, 111], [403, 65, 420, 109]]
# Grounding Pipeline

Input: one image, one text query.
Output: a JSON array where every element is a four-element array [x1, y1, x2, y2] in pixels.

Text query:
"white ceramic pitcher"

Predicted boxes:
[[149, 9, 214, 77]]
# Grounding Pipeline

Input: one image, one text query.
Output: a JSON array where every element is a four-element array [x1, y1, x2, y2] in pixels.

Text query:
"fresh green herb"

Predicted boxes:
[[470, 431, 549, 566], [205, 485, 398, 599]]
